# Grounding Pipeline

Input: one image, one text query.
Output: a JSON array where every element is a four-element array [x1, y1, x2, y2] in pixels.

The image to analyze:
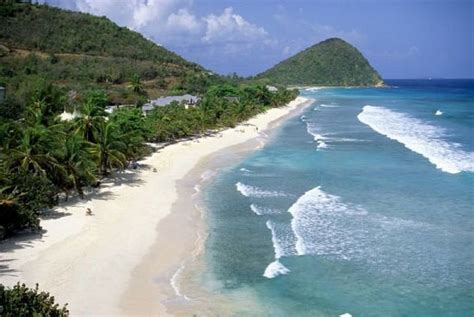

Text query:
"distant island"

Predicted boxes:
[[257, 38, 384, 87]]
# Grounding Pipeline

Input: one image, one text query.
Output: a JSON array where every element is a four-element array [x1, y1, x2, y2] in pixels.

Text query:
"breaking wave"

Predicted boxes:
[[250, 204, 281, 216], [263, 220, 296, 278], [358, 105, 474, 174], [236, 182, 287, 198]]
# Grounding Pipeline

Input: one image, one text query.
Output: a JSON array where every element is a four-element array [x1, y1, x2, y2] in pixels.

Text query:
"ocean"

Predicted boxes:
[[200, 80, 474, 316]]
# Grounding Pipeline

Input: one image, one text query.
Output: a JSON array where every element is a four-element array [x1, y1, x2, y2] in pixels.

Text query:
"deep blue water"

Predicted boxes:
[[202, 80, 474, 316]]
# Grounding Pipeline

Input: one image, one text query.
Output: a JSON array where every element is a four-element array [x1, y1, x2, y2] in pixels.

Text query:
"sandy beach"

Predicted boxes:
[[0, 96, 312, 316]]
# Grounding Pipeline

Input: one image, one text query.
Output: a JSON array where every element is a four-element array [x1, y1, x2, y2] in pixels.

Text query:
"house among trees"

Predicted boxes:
[[266, 85, 278, 92], [142, 94, 200, 113]]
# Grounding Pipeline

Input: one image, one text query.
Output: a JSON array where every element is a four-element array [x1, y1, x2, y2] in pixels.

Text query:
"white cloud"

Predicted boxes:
[[202, 7, 268, 44], [41, 1, 269, 55], [167, 9, 201, 34]]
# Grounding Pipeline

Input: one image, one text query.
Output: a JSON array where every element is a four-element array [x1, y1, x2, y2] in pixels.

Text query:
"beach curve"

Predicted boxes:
[[0, 96, 313, 316]]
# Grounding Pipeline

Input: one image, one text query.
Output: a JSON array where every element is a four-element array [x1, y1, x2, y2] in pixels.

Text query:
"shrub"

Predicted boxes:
[[0, 283, 69, 316]]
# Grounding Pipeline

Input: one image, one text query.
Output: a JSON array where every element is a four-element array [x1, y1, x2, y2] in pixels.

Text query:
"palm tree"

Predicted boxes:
[[128, 74, 144, 95], [91, 121, 127, 175], [7, 126, 61, 176], [0, 121, 21, 152], [73, 99, 106, 142], [254, 85, 271, 106], [24, 98, 48, 126], [61, 135, 97, 198]]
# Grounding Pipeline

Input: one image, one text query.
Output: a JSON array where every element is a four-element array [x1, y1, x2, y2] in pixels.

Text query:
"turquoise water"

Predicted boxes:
[[202, 80, 474, 316]]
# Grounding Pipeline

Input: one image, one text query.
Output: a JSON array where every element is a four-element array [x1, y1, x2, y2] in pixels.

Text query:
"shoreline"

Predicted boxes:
[[0, 96, 313, 315], [122, 96, 314, 316]]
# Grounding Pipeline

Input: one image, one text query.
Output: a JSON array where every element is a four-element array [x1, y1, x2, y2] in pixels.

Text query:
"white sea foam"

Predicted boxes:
[[263, 220, 295, 278], [250, 204, 280, 216], [358, 105, 474, 174], [170, 263, 191, 301], [266, 220, 286, 259], [435, 110, 443, 116], [240, 167, 252, 173], [284, 186, 453, 285], [316, 141, 328, 150], [312, 133, 327, 141], [305, 87, 324, 92], [320, 103, 339, 108], [307, 125, 363, 146], [330, 137, 364, 143], [263, 260, 290, 279], [266, 220, 297, 258], [306, 123, 330, 150], [288, 186, 367, 256], [236, 182, 287, 198]]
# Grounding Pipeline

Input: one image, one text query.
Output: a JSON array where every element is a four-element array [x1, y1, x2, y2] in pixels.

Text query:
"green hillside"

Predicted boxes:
[[257, 38, 383, 87], [0, 3, 217, 104]]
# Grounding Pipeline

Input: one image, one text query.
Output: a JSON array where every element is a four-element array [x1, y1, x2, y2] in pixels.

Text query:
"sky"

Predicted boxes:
[[41, 0, 474, 79]]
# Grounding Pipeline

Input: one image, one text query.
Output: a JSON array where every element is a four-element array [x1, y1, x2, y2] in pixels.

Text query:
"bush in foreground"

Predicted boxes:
[[0, 283, 68, 316]]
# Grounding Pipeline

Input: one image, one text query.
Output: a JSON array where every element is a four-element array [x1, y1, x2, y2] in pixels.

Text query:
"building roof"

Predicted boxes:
[[266, 85, 278, 92], [142, 94, 200, 111]]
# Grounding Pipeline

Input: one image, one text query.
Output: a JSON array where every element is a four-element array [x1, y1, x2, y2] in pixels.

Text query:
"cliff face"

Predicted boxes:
[[257, 38, 384, 87]]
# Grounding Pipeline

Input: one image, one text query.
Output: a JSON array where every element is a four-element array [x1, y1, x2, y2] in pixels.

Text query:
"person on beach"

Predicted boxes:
[[86, 208, 92, 216]]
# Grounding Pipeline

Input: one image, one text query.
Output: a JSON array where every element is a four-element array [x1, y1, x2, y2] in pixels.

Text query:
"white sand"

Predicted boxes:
[[0, 96, 312, 315]]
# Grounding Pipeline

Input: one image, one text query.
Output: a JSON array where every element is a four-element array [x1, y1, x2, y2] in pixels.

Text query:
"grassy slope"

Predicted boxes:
[[0, 3, 214, 103], [257, 38, 383, 86]]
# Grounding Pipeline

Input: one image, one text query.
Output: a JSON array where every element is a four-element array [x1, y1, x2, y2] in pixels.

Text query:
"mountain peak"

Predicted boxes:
[[258, 38, 383, 87]]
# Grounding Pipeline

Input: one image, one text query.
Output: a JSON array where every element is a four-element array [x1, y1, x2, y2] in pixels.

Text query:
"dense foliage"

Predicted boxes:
[[257, 38, 384, 86], [0, 283, 68, 316], [0, 3, 222, 104], [0, 2, 299, 238], [0, 4, 183, 62], [0, 79, 298, 237]]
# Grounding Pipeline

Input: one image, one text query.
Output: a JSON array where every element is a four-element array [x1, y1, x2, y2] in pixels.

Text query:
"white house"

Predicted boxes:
[[142, 94, 200, 113]]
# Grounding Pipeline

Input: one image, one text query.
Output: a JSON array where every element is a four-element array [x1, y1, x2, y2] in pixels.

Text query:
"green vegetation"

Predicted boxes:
[[0, 283, 69, 316], [257, 38, 384, 86], [0, 2, 299, 238], [0, 79, 298, 237], [0, 3, 223, 104]]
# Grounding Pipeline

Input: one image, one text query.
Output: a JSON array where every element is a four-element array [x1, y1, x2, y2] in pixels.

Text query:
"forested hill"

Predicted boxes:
[[257, 38, 384, 87], [0, 3, 216, 104]]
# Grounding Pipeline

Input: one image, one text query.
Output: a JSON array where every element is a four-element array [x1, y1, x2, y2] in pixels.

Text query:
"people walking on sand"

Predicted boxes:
[[86, 208, 93, 216]]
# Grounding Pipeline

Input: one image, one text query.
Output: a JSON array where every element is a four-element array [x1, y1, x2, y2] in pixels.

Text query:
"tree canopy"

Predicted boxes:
[[256, 38, 384, 86]]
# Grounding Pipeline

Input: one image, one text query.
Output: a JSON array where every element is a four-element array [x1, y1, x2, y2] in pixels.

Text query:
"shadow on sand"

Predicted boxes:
[[0, 168, 146, 279]]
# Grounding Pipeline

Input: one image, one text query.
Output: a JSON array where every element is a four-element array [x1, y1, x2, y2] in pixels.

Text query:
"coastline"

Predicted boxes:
[[0, 96, 313, 315]]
